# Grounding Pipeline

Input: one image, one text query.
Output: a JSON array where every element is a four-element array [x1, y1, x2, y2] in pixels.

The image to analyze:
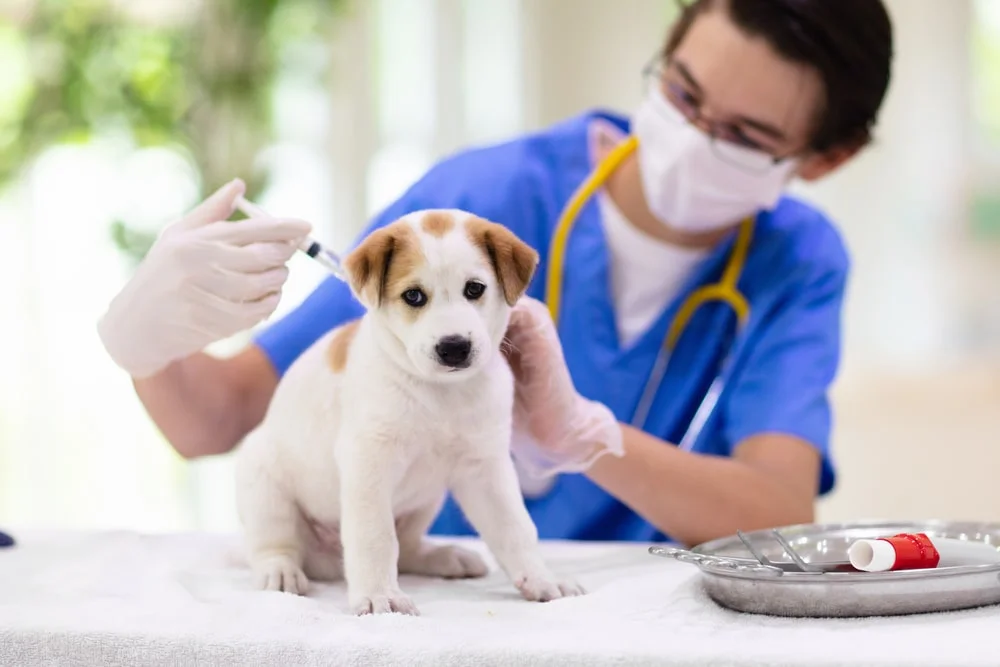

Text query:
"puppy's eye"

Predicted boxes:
[[401, 288, 427, 307], [463, 281, 486, 300]]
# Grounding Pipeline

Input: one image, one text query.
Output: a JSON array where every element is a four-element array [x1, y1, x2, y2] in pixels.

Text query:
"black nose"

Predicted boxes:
[[435, 335, 472, 368]]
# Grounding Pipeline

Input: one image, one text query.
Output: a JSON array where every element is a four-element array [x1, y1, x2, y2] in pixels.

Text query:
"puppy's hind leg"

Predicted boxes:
[[397, 496, 489, 579], [235, 453, 309, 595], [301, 517, 345, 582]]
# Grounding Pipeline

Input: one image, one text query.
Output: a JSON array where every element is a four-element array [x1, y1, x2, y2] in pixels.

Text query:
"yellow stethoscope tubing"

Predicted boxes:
[[544, 134, 755, 437]]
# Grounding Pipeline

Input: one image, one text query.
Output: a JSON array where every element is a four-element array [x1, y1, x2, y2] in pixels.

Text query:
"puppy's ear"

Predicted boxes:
[[467, 218, 540, 306], [342, 226, 397, 307]]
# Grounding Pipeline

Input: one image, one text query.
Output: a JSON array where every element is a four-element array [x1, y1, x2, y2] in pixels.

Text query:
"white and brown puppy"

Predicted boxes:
[[234, 209, 583, 615]]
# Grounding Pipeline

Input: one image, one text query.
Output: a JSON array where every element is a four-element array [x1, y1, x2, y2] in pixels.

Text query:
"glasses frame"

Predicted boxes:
[[639, 55, 794, 175]]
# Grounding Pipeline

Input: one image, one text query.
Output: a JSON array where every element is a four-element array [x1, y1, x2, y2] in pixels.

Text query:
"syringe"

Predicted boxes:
[[233, 195, 347, 282]]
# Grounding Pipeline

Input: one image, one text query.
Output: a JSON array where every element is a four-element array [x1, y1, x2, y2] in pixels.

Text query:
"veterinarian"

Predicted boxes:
[[98, 0, 894, 547]]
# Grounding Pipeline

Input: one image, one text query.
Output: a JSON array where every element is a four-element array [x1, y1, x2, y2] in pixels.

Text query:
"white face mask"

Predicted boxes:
[[632, 87, 800, 233]]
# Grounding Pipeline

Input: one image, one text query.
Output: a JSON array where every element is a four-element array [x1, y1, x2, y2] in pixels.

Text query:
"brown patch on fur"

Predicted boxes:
[[327, 319, 360, 373], [465, 217, 540, 306], [342, 220, 424, 308], [420, 211, 455, 237]]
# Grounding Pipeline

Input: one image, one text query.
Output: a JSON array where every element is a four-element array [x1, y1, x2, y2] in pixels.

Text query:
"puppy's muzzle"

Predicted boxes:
[[435, 335, 472, 369]]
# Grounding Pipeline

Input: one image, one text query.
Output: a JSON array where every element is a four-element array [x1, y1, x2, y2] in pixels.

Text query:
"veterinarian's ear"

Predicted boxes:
[[343, 226, 397, 307], [468, 219, 540, 306]]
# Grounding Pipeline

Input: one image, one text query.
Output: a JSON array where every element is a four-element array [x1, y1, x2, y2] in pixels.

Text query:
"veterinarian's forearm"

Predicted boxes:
[[133, 347, 276, 459], [585, 425, 814, 546]]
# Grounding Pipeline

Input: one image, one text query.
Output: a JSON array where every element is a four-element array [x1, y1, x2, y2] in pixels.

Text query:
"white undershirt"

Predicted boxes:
[[598, 192, 710, 347]]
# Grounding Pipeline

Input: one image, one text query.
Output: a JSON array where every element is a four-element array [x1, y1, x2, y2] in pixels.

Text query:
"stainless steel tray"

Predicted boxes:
[[649, 519, 1000, 617]]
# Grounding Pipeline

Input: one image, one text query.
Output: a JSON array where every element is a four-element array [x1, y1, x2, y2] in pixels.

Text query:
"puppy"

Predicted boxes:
[[234, 209, 584, 615]]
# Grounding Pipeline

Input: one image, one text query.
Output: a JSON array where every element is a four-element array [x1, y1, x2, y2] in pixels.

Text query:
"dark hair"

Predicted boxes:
[[664, 0, 894, 152]]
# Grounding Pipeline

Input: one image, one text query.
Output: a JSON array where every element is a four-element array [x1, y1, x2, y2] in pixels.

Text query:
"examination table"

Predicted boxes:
[[0, 530, 994, 666]]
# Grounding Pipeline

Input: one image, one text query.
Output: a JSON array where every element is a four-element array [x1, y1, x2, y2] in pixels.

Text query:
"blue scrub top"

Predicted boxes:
[[254, 109, 849, 544]]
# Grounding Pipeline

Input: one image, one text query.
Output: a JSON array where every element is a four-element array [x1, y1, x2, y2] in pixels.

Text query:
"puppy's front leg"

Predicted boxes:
[[450, 454, 584, 602], [338, 432, 418, 616]]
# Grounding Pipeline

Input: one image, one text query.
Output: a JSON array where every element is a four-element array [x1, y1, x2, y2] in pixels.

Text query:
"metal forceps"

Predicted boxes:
[[650, 528, 855, 575]]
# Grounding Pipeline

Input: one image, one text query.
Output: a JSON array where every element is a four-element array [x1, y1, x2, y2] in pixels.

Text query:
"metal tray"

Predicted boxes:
[[649, 519, 1000, 617]]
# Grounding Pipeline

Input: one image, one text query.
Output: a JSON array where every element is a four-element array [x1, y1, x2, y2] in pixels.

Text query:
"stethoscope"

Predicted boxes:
[[544, 134, 754, 451]]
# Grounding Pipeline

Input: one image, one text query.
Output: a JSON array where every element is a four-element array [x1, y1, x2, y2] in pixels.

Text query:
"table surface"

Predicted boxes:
[[0, 529, 997, 666]]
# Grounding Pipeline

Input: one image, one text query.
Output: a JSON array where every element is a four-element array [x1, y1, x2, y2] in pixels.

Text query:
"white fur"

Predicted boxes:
[[234, 210, 583, 615]]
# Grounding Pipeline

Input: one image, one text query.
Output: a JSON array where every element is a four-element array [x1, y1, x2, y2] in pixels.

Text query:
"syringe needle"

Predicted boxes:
[[233, 195, 347, 281]]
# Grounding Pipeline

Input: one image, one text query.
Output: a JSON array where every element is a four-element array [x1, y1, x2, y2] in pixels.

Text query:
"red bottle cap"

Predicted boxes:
[[883, 532, 941, 570]]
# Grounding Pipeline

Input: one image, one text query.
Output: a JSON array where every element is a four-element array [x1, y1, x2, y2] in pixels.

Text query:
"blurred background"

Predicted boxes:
[[0, 0, 997, 534]]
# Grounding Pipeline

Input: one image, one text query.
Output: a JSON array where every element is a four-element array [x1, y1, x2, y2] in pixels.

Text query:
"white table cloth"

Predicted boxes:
[[0, 529, 995, 666]]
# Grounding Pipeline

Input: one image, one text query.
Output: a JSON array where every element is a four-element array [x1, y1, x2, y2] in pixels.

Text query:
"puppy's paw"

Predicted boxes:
[[514, 572, 585, 602], [351, 588, 419, 616], [399, 544, 489, 579], [252, 555, 309, 595]]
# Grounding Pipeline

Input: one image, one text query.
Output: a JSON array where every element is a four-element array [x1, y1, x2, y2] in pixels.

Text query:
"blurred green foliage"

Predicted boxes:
[[971, 193, 1000, 241], [971, 0, 1000, 241], [0, 0, 347, 262]]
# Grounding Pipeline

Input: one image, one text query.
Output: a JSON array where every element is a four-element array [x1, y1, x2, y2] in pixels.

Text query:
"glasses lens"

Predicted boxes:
[[662, 82, 700, 123]]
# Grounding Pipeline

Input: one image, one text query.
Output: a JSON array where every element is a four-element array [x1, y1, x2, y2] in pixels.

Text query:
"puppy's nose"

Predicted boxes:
[[435, 335, 472, 368]]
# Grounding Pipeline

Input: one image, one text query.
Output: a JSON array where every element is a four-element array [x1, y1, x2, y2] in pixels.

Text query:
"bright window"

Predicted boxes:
[[972, 0, 1000, 148]]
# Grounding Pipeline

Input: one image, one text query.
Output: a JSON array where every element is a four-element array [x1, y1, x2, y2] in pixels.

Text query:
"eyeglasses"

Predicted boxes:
[[640, 57, 791, 174]]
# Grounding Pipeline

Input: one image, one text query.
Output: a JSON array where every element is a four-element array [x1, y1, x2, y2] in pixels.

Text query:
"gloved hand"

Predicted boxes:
[[504, 296, 625, 478], [97, 179, 311, 378]]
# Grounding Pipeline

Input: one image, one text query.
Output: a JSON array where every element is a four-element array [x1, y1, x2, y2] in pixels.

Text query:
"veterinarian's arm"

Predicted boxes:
[[507, 247, 845, 545], [133, 346, 277, 458], [508, 294, 821, 540], [585, 430, 819, 546], [589, 259, 844, 545]]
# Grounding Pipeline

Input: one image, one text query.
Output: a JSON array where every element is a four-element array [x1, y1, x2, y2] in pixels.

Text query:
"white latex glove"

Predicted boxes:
[[504, 296, 625, 478], [97, 179, 311, 378]]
